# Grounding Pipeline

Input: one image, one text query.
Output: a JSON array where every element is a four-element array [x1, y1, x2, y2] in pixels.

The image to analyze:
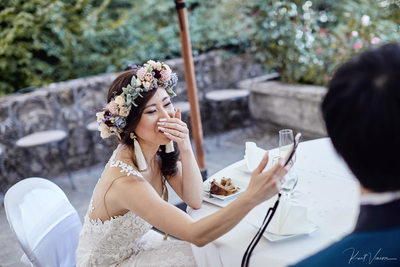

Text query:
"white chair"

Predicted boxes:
[[4, 177, 82, 267]]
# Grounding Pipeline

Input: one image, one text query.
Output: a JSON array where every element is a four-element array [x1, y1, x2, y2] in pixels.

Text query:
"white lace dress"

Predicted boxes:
[[75, 149, 197, 267]]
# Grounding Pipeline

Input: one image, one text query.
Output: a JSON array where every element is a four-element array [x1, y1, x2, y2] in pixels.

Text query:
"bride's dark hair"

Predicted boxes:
[[107, 69, 180, 178]]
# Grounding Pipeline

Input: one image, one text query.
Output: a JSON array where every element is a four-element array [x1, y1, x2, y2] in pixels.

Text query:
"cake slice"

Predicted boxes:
[[209, 177, 240, 196]]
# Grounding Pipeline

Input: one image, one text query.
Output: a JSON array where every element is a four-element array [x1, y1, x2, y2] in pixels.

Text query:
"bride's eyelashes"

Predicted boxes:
[[144, 102, 172, 114]]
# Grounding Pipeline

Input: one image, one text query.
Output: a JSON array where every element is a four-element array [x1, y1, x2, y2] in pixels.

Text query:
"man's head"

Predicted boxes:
[[322, 43, 400, 192]]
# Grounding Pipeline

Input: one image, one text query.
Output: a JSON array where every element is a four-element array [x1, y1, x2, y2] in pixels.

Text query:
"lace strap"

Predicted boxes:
[[110, 159, 144, 177]]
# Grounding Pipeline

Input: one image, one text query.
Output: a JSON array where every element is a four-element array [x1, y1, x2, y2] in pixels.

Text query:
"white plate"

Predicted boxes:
[[249, 222, 318, 242], [203, 177, 247, 207]]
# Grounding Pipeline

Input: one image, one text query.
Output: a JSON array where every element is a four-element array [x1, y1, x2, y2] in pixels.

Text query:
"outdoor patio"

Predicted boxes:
[[0, 123, 321, 267], [1, 0, 398, 266]]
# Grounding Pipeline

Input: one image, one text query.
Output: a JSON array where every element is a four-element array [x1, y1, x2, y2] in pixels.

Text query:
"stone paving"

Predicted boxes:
[[0, 123, 322, 267]]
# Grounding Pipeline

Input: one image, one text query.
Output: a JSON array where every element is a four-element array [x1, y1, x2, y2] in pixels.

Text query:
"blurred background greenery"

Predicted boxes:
[[0, 0, 399, 95]]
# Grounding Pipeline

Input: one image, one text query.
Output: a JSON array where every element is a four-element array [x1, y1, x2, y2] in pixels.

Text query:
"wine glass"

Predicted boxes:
[[278, 129, 298, 197]]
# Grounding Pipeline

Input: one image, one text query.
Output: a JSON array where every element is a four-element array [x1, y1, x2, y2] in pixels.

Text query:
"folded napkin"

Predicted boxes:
[[244, 142, 278, 172], [267, 198, 315, 236], [244, 142, 266, 172]]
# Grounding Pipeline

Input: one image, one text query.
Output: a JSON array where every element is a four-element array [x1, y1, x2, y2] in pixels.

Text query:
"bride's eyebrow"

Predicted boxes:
[[144, 96, 170, 109]]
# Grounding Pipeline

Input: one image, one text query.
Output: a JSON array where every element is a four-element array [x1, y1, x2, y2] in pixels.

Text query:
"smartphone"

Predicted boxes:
[[284, 133, 302, 167]]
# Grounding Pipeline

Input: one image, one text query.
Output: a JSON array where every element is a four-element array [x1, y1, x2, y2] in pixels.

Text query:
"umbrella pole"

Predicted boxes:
[[175, 0, 207, 179]]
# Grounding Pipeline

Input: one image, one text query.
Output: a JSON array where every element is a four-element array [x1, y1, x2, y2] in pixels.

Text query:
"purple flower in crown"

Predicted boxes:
[[114, 117, 127, 130]]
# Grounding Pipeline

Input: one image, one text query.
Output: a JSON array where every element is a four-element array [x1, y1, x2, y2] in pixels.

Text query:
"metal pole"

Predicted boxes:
[[175, 0, 207, 179]]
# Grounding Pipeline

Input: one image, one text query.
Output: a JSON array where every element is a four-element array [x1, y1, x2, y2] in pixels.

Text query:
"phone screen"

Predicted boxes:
[[284, 144, 296, 166], [283, 133, 301, 167]]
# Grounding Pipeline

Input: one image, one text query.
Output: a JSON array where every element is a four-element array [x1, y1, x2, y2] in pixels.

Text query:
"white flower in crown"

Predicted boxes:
[[98, 123, 111, 139], [155, 62, 162, 71], [148, 60, 157, 68], [115, 95, 125, 106], [96, 111, 104, 122]]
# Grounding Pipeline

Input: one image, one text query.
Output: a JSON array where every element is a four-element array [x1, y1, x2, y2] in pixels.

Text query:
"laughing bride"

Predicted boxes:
[[75, 60, 289, 266]]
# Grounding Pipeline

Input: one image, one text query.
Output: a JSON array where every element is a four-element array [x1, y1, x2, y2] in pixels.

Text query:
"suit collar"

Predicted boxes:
[[354, 198, 400, 232]]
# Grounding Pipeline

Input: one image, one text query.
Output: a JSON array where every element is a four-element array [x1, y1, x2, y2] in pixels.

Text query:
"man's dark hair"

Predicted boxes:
[[322, 43, 400, 192]]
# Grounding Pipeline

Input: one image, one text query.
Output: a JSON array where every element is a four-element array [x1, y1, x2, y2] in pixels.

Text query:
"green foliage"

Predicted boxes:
[[0, 0, 252, 95], [1, 0, 399, 94], [250, 0, 400, 86]]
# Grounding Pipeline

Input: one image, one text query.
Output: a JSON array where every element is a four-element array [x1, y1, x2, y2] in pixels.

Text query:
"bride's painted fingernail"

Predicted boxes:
[[158, 126, 165, 131], [157, 122, 165, 125], [159, 118, 167, 122]]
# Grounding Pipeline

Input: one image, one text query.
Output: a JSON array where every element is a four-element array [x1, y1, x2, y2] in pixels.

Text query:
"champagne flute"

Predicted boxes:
[[278, 129, 298, 196]]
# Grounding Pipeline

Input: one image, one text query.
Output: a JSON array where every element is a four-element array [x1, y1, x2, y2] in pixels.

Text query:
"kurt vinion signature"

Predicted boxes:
[[343, 248, 398, 264]]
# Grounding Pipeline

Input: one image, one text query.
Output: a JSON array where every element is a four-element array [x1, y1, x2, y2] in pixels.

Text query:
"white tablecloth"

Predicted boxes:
[[188, 138, 360, 267]]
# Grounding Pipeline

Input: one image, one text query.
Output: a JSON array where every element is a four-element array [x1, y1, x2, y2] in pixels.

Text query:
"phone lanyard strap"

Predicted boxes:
[[241, 193, 282, 267]]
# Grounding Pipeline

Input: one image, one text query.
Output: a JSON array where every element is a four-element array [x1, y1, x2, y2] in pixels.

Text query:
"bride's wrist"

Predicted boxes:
[[237, 191, 258, 209]]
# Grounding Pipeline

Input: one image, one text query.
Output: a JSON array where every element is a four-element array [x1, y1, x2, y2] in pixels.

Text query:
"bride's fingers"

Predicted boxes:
[[160, 127, 187, 139], [160, 117, 187, 127], [254, 152, 269, 174], [175, 108, 182, 120], [163, 131, 184, 142], [158, 122, 188, 133]]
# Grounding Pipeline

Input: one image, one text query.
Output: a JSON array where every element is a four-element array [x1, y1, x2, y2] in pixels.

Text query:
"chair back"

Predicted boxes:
[[4, 177, 82, 267]]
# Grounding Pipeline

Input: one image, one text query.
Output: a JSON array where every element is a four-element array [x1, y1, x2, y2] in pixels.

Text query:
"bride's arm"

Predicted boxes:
[[158, 109, 203, 209], [108, 153, 287, 247]]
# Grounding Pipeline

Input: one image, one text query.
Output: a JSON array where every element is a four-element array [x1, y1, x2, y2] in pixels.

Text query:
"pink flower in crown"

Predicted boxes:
[[107, 101, 119, 115], [159, 70, 171, 83], [144, 73, 154, 82], [136, 67, 147, 81]]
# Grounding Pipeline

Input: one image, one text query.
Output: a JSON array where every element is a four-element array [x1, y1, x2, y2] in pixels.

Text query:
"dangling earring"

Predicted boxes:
[[165, 141, 174, 153], [130, 132, 147, 171]]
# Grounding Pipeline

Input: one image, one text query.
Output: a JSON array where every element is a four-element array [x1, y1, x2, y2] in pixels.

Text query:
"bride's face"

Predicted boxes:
[[135, 88, 175, 145]]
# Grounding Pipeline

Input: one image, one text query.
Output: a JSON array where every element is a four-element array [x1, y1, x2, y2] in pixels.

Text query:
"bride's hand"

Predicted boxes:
[[244, 152, 289, 205], [157, 109, 192, 152]]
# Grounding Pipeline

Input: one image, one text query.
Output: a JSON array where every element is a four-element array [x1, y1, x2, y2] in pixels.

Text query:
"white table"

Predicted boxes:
[[188, 138, 360, 267]]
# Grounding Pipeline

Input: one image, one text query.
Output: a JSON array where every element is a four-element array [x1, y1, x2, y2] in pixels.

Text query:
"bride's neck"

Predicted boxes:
[[138, 140, 159, 169]]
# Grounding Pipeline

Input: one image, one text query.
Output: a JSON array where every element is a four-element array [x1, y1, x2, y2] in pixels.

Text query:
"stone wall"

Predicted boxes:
[[239, 75, 328, 137], [0, 50, 263, 191]]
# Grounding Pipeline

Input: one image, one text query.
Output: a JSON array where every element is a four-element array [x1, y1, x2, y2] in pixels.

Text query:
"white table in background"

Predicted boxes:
[[188, 138, 360, 267]]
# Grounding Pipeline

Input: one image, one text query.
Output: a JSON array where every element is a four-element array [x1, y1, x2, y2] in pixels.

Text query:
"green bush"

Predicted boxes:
[[0, 0, 252, 95], [250, 0, 400, 86], [1, 0, 398, 94]]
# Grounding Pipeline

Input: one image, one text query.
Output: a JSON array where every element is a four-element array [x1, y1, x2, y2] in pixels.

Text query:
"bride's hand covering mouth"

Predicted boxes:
[[157, 109, 191, 152]]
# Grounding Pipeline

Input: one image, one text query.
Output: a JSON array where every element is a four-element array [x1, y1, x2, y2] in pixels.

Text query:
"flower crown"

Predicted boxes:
[[96, 60, 178, 139]]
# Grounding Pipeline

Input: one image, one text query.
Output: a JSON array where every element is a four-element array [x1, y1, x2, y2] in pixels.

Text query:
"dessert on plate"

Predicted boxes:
[[209, 177, 240, 196]]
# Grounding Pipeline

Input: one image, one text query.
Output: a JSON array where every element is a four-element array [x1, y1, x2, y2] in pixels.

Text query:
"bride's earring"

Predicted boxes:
[[165, 141, 174, 153], [130, 133, 147, 171]]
